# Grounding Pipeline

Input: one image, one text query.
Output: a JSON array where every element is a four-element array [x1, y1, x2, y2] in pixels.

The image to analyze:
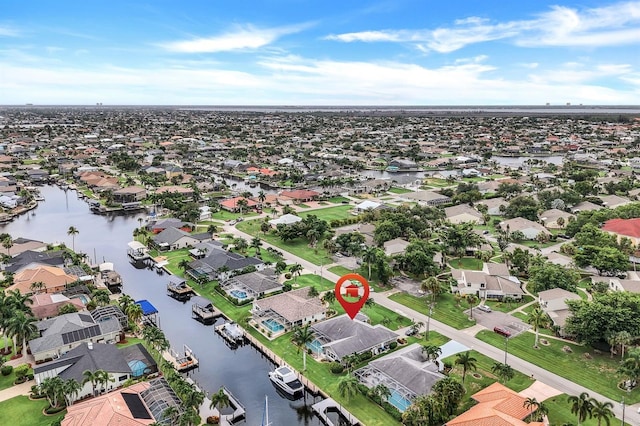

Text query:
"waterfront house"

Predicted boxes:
[[7, 265, 79, 295], [155, 185, 194, 198], [354, 343, 444, 413], [446, 382, 543, 426], [3, 249, 64, 273], [151, 227, 211, 251], [538, 288, 581, 337], [112, 186, 147, 203], [0, 237, 48, 258], [61, 378, 180, 426], [34, 342, 156, 401], [221, 270, 282, 300], [30, 293, 85, 320], [279, 189, 320, 203], [251, 287, 325, 332], [29, 311, 123, 362], [310, 314, 397, 362], [186, 247, 264, 281]]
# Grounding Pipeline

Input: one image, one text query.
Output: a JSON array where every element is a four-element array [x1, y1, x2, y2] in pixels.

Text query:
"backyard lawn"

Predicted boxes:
[[236, 220, 333, 265], [389, 292, 476, 330], [328, 196, 350, 204], [449, 257, 484, 270], [299, 205, 354, 222], [210, 210, 258, 221], [284, 274, 336, 293], [388, 187, 413, 194], [475, 330, 638, 403], [0, 396, 65, 426]]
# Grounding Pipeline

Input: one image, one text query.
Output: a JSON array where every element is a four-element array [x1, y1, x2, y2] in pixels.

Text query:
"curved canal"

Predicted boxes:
[[1, 185, 324, 426]]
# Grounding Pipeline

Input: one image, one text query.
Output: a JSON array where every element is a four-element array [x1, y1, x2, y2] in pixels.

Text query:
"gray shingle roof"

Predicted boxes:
[[312, 315, 397, 359]]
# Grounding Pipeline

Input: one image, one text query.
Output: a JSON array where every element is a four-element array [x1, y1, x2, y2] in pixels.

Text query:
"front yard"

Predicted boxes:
[[389, 292, 476, 330], [298, 205, 354, 222], [0, 396, 65, 426]]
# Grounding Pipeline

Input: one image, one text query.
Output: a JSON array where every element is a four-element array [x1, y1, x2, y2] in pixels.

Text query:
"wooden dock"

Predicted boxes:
[[215, 322, 246, 346], [167, 282, 194, 301], [163, 344, 199, 372], [312, 398, 360, 426], [192, 296, 224, 324]]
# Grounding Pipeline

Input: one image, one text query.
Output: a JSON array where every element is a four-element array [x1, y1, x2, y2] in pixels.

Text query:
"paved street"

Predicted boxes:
[[226, 220, 640, 425]]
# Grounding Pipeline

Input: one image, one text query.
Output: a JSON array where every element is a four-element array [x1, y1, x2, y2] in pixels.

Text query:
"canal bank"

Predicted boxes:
[[0, 185, 329, 426]]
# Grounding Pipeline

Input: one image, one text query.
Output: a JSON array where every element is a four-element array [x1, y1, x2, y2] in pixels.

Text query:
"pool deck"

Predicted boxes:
[[312, 397, 360, 426]]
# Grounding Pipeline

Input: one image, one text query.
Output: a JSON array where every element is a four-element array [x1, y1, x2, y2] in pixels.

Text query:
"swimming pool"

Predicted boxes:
[[230, 289, 248, 300], [262, 319, 285, 332], [388, 389, 412, 412], [306, 339, 323, 354], [70, 294, 90, 305]]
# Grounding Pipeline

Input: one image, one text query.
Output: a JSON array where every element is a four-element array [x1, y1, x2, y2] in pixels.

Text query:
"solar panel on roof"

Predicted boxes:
[[122, 393, 152, 419]]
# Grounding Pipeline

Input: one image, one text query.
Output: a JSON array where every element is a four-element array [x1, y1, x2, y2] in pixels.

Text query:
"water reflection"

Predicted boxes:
[[0, 185, 323, 426]]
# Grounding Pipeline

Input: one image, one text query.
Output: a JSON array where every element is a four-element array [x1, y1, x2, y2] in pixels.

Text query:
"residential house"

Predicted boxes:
[[155, 185, 194, 198], [220, 196, 258, 212], [7, 265, 79, 295], [602, 218, 640, 246], [152, 227, 211, 251], [30, 293, 85, 320], [477, 197, 507, 215], [383, 238, 410, 257], [147, 218, 193, 234], [538, 288, 581, 337], [594, 276, 640, 294], [61, 378, 181, 426], [268, 213, 302, 227], [402, 190, 452, 206], [444, 204, 484, 224], [29, 312, 123, 362], [112, 186, 147, 203], [354, 200, 383, 214], [570, 200, 603, 213], [221, 270, 282, 299], [540, 208, 575, 229], [3, 248, 64, 272], [446, 382, 544, 426], [279, 189, 320, 203], [451, 262, 523, 300], [599, 194, 631, 209], [310, 314, 397, 362], [388, 158, 418, 171], [186, 247, 264, 281], [251, 287, 326, 331], [500, 217, 551, 240], [354, 343, 445, 413], [34, 342, 156, 401]]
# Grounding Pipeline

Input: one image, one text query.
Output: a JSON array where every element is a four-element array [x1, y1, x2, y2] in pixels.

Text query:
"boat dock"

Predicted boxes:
[[191, 296, 224, 324], [167, 282, 194, 301], [312, 398, 360, 426], [127, 240, 150, 261], [186, 379, 246, 426], [215, 322, 246, 346], [163, 344, 199, 372]]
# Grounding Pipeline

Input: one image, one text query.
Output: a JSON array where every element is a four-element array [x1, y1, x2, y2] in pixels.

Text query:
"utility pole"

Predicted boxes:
[[425, 304, 434, 340], [504, 336, 509, 365], [621, 397, 625, 426]]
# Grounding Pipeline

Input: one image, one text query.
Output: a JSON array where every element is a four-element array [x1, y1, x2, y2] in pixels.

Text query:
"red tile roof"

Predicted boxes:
[[280, 189, 319, 200], [602, 218, 640, 238]]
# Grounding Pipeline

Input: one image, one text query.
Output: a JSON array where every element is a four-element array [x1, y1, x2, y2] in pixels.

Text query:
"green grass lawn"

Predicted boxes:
[[389, 292, 476, 330], [236, 220, 333, 265], [299, 205, 354, 222], [449, 257, 484, 270], [388, 187, 413, 194], [210, 210, 258, 221], [328, 265, 352, 276], [423, 178, 451, 187], [297, 203, 311, 209], [442, 349, 534, 412], [0, 396, 65, 426], [545, 393, 631, 426], [326, 300, 413, 331], [475, 330, 638, 403], [153, 248, 192, 276], [483, 295, 534, 313], [285, 274, 336, 293], [328, 196, 350, 204]]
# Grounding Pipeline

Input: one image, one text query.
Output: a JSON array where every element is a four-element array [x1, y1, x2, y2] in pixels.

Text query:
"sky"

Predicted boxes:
[[1, 0, 639, 105]]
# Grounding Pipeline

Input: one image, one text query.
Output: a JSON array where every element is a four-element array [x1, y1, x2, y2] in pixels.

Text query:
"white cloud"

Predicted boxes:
[[326, 1, 640, 52], [0, 25, 20, 37], [161, 23, 308, 53]]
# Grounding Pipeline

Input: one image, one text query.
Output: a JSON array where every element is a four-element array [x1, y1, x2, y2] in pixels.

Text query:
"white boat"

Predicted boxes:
[[268, 366, 304, 396]]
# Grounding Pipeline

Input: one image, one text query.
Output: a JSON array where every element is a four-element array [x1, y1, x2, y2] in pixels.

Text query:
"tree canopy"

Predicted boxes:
[[528, 262, 580, 293]]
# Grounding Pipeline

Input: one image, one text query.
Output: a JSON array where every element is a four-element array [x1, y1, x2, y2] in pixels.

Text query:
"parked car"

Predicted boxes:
[[493, 326, 511, 337], [405, 327, 417, 336], [477, 304, 492, 313]]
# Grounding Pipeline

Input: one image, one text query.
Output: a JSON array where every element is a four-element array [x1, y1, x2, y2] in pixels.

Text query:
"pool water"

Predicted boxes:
[[262, 319, 285, 332], [230, 289, 248, 300], [306, 339, 323, 354], [388, 389, 412, 412], [70, 294, 90, 305]]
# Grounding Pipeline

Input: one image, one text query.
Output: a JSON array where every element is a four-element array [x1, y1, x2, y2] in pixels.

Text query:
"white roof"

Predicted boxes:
[[355, 200, 381, 210], [127, 241, 147, 250], [99, 262, 114, 272], [269, 214, 302, 226]]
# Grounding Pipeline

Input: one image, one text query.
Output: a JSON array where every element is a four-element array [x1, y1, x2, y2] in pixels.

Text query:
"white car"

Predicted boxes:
[[477, 305, 492, 313]]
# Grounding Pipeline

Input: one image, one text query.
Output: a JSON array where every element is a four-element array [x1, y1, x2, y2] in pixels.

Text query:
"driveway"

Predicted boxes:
[[467, 309, 531, 337], [519, 381, 563, 402]]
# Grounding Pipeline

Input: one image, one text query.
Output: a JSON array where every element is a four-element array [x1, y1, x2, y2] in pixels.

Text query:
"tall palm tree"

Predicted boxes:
[[209, 387, 230, 413], [454, 351, 477, 383], [337, 374, 360, 402], [322, 291, 336, 306], [237, 198, 249, 216], [589, 398, 614, 426], [67, 226, 79, 252], [619, 347, 640, 387], [161, 406, 180, 424], [466, 294, 478, 319], [91, 289, 111, 306], [421, 276, 441, 304], [125, 303, 144, 326], [567, 392, 593, 426], [291, 324, 315, 371], [1, 235, 13, 257], [250, 237, 263, 256], [527, 306, 550, 349], [6, 310, 37, 356], [82, 369, 100, 396], [63, 378, 82, 406], [290, 263, 303, 283], [118, 294, 134, 313], [257, 190, 266, 206], [421, 345, 442, 365], [535, 401, 549, 422], [523, 396, 539, 421], [491, 362, 515, 384], [178, 259, 190, 274], [361, 246, 378, 280]]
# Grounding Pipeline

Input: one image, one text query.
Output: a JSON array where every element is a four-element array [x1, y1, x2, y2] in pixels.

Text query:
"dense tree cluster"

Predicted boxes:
[[373, 205, 444, 245], [277, 214, 331, 246], [504, 195, 540, 222], [565, 203, 640, 237], [401, 377, 465, 426], [527, 262, 580, 293]]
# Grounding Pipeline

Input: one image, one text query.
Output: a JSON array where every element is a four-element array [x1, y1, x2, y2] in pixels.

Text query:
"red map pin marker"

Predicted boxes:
[[335, 273, 370, 320]]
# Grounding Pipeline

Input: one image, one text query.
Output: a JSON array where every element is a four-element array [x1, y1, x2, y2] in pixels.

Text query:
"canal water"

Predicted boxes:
[[1, 185, 325, 426]]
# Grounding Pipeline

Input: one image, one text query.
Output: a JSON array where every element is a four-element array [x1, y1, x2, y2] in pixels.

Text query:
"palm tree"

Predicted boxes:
[[371, 383, 391, 403], [527, 306, 550, 348], [257, 190, 266, 206], [290, 263, 303, 283], [125, 303, 144, 326], [307, 286, 319, 298], [421, 345, 442, 365], [619, 347, 640, 388], [96, 369, 115, 393], [63, 378, 82, 406], [589, 398, 614, 426], [250, 237, 263, 256], [523, 396, 539, 421], [362, 246, 378, 280], [29, 281, 45, 295], [161, 406, 180, 424], [1, 235, 13, 257], [67, 226, 79, 252], [535, 401, 549, 422], [466, 294, 478, 319], [322, 291, 336, 306], [291, 324, 315, 371], [233, 237, 248, 254], [82, 369, 100, 396], [178, 259, 190, 274], [492, 362, 515, 383], [209, 387, 230, 413], [421, 276, 441, 304], [237, 198, 249, 216], [454, 351, 477, 383], [118, 294, 134, 313], [91, 289, 111, 306], [6, 310, 37, 356], [178, 407, 201, 426], [567, 392, 593, 426], [337, 374, 360, 402]]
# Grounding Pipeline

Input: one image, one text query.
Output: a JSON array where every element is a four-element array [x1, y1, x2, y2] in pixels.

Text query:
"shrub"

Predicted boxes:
[[330, 363, 344, 374], [358, 351, 373, 361], [389, 341, 398, 350], [14, 364, 29, 380], [1, 365, 12, 376], [283, 283, 292, 292], [284, 273, 292, 280]]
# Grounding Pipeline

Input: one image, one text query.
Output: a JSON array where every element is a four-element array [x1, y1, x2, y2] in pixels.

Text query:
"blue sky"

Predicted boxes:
[[1, 0, 639, 105]]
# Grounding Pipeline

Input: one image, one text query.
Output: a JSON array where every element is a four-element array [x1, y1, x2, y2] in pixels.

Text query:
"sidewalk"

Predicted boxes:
[[0, 380, 34, 403]]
